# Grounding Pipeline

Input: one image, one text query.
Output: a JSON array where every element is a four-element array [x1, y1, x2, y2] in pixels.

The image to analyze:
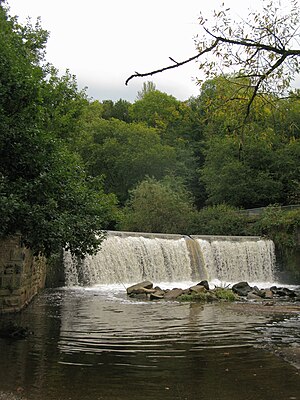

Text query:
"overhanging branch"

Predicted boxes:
[[244, 53, 289, 123], [125, 40, 219, 85]]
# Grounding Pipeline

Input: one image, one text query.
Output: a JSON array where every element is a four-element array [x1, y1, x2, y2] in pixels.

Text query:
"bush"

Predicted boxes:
[[191, 204, 249, 236], [117, 176, 197, 234], [254, 206, 300, 252], [253, 206, 300, 283]]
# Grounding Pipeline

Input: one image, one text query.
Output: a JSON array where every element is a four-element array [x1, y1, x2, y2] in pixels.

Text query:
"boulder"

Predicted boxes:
[[252, 286, 265, 298], [150, 290, 165, 300], [232, 281, 252, 297], [282, 287, 296, 298], [247, 292, 264, 301], [271, 286, 296, 298], [126, 281, 153, 295], [164, 288, 184, 299], [261, 289, 273, 299], [294, 290, 300, 301], [206, 292, 218, 302], [189, 285, 207, 294], [196, 280, 210, 290], [130, 293, 148, 300]]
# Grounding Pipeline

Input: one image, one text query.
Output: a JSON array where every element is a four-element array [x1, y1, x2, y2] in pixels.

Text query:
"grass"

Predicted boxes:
[[214, 288, 237, 301], [178, 288, 237, 303]]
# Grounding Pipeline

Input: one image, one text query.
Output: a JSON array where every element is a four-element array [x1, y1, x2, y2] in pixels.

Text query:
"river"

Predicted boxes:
[[0, 285, 299, 400]]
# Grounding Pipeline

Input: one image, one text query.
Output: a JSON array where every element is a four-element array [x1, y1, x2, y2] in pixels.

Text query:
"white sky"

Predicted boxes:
[[6, 0, 299, 102]]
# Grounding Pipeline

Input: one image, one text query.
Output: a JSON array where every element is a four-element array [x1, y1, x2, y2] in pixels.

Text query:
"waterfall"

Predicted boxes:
[[64, 232, 276, 286], [195, 238, 276, 283], [64, 234, 192, 286]]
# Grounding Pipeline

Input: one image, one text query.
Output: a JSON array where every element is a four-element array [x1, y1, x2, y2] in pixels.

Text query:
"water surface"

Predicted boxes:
[[0, 286, 299, 400]]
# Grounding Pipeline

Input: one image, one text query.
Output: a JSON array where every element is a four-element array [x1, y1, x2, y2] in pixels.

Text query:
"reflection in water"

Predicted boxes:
[[0, 286, 299, 400]]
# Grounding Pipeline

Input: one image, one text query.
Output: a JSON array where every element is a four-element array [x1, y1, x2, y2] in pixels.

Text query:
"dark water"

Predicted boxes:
[[0, 286, 299, 400]]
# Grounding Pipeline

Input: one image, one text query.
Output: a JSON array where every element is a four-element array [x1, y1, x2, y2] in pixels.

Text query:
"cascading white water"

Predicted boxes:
[[64, 233, 276, 286], [196, 239, 276, 283], [64, 235, 192, 286]]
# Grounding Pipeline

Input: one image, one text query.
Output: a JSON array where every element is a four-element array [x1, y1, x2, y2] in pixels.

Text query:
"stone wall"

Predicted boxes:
[[0, 235, 46, 314]]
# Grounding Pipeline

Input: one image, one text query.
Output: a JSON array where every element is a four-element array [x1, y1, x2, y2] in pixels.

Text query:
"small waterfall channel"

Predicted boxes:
[[64, 231, 276, 286]]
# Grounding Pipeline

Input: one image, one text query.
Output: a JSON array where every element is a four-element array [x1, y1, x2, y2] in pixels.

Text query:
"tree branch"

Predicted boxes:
[[244, 53, 289, 123], [125, 3, 300, 122], [204, 26, 300, 56], [125, 40, 219, 85]]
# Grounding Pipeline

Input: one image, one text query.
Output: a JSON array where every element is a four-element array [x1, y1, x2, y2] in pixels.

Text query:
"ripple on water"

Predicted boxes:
[[0, 287, 300, 400]]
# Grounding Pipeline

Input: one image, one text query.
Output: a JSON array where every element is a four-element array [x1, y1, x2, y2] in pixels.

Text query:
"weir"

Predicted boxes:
[[64, 231, 276, 286]]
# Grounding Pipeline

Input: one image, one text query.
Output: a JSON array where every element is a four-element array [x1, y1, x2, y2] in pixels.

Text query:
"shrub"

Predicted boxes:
[[118, 176, 197, 234], [254, 206, 300, 252], [191, 204, 249, 236]]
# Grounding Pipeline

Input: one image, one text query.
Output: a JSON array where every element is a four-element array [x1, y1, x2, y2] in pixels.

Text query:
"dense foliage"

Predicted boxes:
[[118, 177, 196, 234], [191, 204, 249, 236], [254, 207, 300, 252], [254, 207, 300, 281], [0, 5, 116, 256]]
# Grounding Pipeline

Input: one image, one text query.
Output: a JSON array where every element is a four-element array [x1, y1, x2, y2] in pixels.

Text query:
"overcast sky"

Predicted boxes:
[[7, 0, 298, 102]]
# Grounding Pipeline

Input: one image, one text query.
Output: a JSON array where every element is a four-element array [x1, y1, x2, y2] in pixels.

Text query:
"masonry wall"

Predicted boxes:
[[0, 235, 46, 314]]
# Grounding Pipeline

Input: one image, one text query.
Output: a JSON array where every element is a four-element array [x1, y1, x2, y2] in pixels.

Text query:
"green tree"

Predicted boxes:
[[191, 204, 248, 236], [200, 134, 284, 208], [195, 76, 245, 136], [111, 99, 132, 122], [101, 99, 132, 122], [118, 177, 196, 234], [131, 90, 182, 129], [274, 138, 300, 204], [78, 115, 178, 203], [253, 206, 300, 282], [187, 74, 299, 208], [127, 0, 300, 119], [0, 4, 116, 256], [40, 68, 88, 144], [131, 90, 202, 204], [0, 145, 117, 256], [136, 81, 156, 100], [271, 92, 300, 140]]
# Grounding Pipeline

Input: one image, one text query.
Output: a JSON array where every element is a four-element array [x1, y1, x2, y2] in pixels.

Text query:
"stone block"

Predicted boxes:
[[0, 236, 46, 313]]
